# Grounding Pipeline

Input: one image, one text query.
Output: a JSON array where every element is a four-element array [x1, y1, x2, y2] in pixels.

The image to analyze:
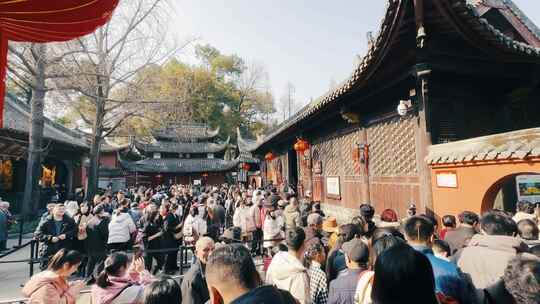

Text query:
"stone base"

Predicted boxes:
[[321, 203, 359, 225]]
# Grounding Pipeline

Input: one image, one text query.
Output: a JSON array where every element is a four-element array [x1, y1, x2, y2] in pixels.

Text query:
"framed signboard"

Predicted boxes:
[[436, 171, 458, 188], [516, 175, 540, 203], [326, 176, 341, 199]]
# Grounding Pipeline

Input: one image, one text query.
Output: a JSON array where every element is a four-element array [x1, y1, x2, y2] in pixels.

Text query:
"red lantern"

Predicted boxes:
[[265, 152, 275, 161], [202, 173, 209, 178], [242, 163, 251, 171], [0, 0, 120, 126], [294, 138, 309, 153]]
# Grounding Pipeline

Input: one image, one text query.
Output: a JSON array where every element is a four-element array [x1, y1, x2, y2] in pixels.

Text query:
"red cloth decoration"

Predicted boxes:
[[0, 0, 120, 126]]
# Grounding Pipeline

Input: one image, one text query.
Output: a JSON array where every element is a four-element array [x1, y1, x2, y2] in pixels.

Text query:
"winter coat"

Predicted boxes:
[[453, 234, 529, 289], [250, 204, 264, 230], [85, 216, 109, 256], [263, 215, 284, 248], [22, 271, 83, 304], [283, 204, 302, 230], [234, 205, 256, 235], [0, 209, 10, 241], [91, 269, 154, 304], [412, 245, 474, 304], [444, 226, 477, 255], [142, 219, 162, 250], [230, 285, 298, 304], [328, 268, 364, 304], [266, 251, 311, 304], [181, 259, 209, 304], [108, 212, 136, 244], [159, 213, 179, 249], [35, 214, 76, 257], [183, 214, 206, 242]]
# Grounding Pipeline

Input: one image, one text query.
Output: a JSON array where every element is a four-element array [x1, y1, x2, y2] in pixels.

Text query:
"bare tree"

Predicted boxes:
[[280, 81, 295, 121], [55, 0, 184, 200], [7, 42, 77, 214]]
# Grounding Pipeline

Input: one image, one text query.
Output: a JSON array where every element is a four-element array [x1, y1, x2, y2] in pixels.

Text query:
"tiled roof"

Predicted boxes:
[[118, 157, 239, 173], [426, 127, 540, 165], [135, 137, 230, 154], [151, 123, 220, 141], [2, 94, 88, 149], [254, 0, 540, 151], [236, 128, 262, 152]]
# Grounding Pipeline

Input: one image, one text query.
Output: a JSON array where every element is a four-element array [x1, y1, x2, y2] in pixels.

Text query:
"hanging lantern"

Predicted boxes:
[[265, 152, 275, 161], [242, 163, 251, 171], [294, 138, 309, 153], [202, 173, 209, 178]]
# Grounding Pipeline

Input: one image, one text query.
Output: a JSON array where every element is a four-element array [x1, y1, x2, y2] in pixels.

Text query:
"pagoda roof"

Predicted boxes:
[[118, 156, 239, 173], [2, 93, 88, 149], [135, 136, 230, 154], [236, 128, 264, 153], [151, 123, 220, 141], [254, 0, 540, 152]]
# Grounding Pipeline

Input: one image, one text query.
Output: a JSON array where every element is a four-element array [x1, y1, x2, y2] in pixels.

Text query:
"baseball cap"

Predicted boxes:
[[342, 239, 369, 263]]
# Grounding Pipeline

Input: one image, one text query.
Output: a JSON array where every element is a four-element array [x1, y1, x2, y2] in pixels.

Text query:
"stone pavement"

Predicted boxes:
[[0, 236, 35, 302]]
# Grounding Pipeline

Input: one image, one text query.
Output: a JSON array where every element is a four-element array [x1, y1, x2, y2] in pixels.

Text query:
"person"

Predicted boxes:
[[36, 203, 77, 270], [266, 227, 310, 304], [142, 209, 165, 275], [403, 215, 472, 303], [233, 198, 255, 243], [206, 243, 297, 304], [183, 206, 206, 245], [453, 211, 529, 289], [73, 202, 92, 277], [326, 224, 361, 283], [327, 239, 369, 304], [37, 203, 57, 229], [91, 252, 154, 304], [513, 201, 536, 223], [304, 213, 324, 251], [85, 204, 110, 280], [444, 210, 479, 254], [181, 236, 215, 304], [108, 206, 136, 252], [440, 215, 456, 240], [129, 203, 143, 228], [249, 196, 265, 255], [354, 234, 405, 304], [377, 209, 400, 229], [22, 249, 85, 304], [479, 253, 540, 304], [142, 276, 182, 304], [517, 219, 540, 248], [358, 204, 375, 237], [371, 243, 439, 304], [322, 217, 339, 250], [312, 202, 325, 218], [0, 201, 15, 251], [283, 197, 302, 230], [432, 239, 452, 262], [263, 201, 284, 251], [299, 192, 313, 227], [158, 203, 180, 274], [65, 200, 79, 218], [304, 242, 328, 304]]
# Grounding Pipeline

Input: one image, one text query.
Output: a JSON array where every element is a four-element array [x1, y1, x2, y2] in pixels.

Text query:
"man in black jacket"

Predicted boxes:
[[181, 236, 215, 304], [35, 203, 76, 270], [85, 204, 109, 279], [206, 243, 297, 304]]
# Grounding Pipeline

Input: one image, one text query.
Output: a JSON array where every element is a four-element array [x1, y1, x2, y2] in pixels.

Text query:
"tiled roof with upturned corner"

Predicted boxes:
[[426, 127, 540, 165], [118, 157, 239, 173], [151, 123, 220, 141], [253, 0, 540, 152], [2, 93, 88, 149], [134, 137, 230, 154]]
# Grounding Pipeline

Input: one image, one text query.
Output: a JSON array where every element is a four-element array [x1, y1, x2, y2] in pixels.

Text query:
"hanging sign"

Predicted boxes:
[[436, 171, 458, 188], [326, 176, 341, 199]]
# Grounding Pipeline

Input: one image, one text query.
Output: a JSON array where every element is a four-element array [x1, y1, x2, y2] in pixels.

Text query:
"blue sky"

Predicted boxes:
[[172, 0, 540, 119]]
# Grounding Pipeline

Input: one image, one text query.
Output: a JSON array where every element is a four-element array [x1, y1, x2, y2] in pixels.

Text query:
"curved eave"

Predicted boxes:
[[134, 136, 230, 154], [118, 156, 239, 173], [236, 128, 260, 152]]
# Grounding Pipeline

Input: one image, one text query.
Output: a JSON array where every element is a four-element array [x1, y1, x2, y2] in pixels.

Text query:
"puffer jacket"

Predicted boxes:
[[108, 212, 136, 244], [22, 271, 83, 304], [453, 234, 529, 289], [234, 205, 256, 235], [283, 204, 302, 230], [266, 251, 310, 304]]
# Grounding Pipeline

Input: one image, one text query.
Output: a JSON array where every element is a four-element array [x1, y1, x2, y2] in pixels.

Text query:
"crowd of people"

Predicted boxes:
[[15, 183, 540, 304]]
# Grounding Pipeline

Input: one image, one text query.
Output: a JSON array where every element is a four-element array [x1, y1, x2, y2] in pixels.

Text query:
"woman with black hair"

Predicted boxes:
[[142, 209, 164, 274], [325, 223, 361, 283], [159, 202, 180, 274], [73, 202, 92, 277], [85, 204, 110, 281], [304, 242, 328, 304], [22, 249, 85, 304], [142, 276, 182, 304], [91, 252, 154, 304], [371, 243, 438, 304]]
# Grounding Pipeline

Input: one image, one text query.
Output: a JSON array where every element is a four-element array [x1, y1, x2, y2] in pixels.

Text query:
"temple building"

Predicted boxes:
[[249, 0, 540, 222], [117, 123, 238, 186]]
